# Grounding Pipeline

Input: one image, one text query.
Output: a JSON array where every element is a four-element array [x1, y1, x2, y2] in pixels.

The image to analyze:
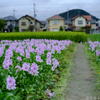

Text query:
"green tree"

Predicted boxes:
[[0, 19, 5, 31], [59, 26, 63, 31], [15, 26, 19, 32]]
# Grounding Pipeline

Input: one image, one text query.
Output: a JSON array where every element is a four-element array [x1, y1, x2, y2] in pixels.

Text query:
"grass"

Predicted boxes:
[[85, 44, 100, 97], [88, 34, 100, 41], [0, 31, 87, 43], [51, 42, 76, 100]]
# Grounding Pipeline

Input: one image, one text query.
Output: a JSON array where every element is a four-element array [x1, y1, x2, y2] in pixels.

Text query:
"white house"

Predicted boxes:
[[71, 15, 91, 30], [3, 16, 18, 32]]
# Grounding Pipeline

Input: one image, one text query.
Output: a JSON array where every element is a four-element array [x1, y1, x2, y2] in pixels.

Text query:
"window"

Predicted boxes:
[[5, 21, 7, 25], [78, 20, 83, 24], [87, 22, 89, 24], [53, 20, 57, 24], [30, 22, 33, 24], [22, 29, 26, 32], [21, 22, 26, 25], [35, 22, 37, 25]]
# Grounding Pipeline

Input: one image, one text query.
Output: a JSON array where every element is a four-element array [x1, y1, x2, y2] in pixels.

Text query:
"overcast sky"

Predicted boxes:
[[0, 0, 100, 21]]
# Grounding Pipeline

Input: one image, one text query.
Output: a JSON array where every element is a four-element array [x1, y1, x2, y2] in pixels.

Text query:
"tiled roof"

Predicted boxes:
[[19, 15, 41, 23], [40, 21, 47, 25], [83, 15, 91, 21], [3, 16, 17, 21], [47, 15, 64, 20], [72, 15, 91, 21]]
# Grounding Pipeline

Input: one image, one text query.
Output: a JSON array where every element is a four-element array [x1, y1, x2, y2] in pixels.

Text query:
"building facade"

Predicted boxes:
[[47, 15, 65, 31], [19, 15, 41, 32]]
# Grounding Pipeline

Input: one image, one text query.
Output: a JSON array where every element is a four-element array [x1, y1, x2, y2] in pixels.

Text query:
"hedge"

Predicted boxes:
[[0, 32, 87, 43]]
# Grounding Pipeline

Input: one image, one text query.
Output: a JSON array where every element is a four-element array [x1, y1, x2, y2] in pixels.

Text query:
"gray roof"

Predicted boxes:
[[65, 20, 72, 24], [40, 21, 47, 25], [3, 16, 17, 21], [90, 20, 96, 24]]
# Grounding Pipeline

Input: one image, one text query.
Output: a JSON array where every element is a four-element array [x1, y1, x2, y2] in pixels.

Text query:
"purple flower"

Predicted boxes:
[[46, 58, 51, 65], [22, 62, 30, 72], [51, 66, 55, 71], [29, 62, 39, 76], [49, 92, 54, 97], [6, 75, 16, 90], [46, 89, 54, 97], [17, 56, 22, 61], [47, 52, 52, 58], [15, 65, 22, 73], [36, 55, 43, 62]]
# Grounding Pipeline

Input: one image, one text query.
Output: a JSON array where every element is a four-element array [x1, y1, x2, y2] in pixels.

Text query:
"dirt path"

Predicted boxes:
[[65, 44, 97, 100]]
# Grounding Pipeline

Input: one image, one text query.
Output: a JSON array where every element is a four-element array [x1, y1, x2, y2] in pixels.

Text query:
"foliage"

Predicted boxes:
[[15, 26, 19, 32], [59, 9, 99, 21], [59, 26, 63, 31], [86, 41, 100, 95], [88, 34, 100, 42], [43, 29, 47, 31], [74, 29, 84, 32], [0, 39, 73, 99], [0, 19, 5, 31], [26, 28, 29, 32], [0, 32, 87, 43]]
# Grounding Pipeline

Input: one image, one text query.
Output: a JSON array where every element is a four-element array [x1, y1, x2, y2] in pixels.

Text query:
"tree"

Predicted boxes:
[[15, 26, 19, 32], [0, 19, 5, 31], [59, 26, 63, 31]]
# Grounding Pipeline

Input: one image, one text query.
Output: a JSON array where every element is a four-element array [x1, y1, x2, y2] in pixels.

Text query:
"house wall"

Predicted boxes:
[[4, 21, 16, 29], [74, 16, 86, 26], [91, 24, 96, 29], [47, 19, 64, 31], [19, 17, 40, 32], [19, 17, 29, 32], [72, 16, 91, 30]]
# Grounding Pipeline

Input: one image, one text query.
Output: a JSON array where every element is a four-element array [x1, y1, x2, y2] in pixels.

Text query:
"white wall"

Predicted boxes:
[[74, 16, 86, 26]]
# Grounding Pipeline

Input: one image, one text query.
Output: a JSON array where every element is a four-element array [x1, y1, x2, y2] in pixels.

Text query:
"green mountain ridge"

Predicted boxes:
[[59, 9, 99, 21]]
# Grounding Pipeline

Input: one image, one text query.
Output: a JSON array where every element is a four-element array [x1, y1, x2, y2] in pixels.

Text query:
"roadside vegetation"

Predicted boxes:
[[0, 38, 75, 100], [86, 34, 100, 97], [0, 32, 87, 43]]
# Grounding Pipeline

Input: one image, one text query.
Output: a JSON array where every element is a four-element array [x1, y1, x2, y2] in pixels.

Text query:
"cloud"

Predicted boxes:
[[0, 0, 100, 20]]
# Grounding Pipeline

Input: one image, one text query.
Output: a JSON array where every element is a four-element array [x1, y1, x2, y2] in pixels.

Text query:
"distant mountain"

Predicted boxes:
[[59, 9, 99, 21]]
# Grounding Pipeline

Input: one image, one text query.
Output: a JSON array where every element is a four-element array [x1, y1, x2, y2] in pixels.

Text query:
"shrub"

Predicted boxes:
[[0, 32, 87, 43], [59, 26, 63, 31], [43, 29, 47, 31]]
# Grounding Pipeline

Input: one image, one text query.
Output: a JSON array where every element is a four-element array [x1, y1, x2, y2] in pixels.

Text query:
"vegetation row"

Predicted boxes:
[[0, 32, 87, 43]]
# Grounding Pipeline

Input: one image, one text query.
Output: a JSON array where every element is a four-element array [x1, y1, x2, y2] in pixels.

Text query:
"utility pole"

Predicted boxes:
[[67, 8, 69, 28], [67, 8, 69, 21], [13, 8, 15, 17], [13, 8, 16, 17], [34, 3, 35, 31]]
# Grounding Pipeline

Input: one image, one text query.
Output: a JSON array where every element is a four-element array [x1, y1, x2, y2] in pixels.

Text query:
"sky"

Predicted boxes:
[[0, 0, 100, 21]]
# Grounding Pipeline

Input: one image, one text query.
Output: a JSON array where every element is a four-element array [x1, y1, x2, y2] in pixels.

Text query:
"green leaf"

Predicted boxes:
[[4, 93, 14, 100]]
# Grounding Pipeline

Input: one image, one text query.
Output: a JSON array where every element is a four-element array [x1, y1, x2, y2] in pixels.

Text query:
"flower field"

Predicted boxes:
[[86, 40, 100, 94], [0, 39, 73, 100]]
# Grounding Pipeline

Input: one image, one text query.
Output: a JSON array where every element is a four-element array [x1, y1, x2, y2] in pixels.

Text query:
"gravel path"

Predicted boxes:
[[65, 44, 97, 100]]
